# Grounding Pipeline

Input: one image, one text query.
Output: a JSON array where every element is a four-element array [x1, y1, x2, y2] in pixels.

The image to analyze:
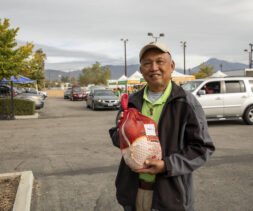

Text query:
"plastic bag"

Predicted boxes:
[[118, 94, 162, 169]]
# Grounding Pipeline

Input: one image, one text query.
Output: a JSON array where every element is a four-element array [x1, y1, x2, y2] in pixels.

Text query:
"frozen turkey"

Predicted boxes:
[[119, 107, 162, 170]]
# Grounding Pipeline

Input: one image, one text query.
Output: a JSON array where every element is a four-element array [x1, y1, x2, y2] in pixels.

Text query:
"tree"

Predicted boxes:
[[0, 18, 33, 80], [78, 62, 111, 86], [28, 49, 47, 90], [70, 77, 77, 85], [61, 75, 69, 83], [193, 63, 214, 79]]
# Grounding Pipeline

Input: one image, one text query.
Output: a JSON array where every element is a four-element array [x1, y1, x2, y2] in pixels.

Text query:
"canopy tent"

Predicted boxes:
[[171, 71, 195, 84], [108, 80, 117, 85], [0, 75, 36, 120], [0, 75, 36, 84], [211, 70, 227, 78], [127, 71, 142, 84], [117, 75, 128, 85]]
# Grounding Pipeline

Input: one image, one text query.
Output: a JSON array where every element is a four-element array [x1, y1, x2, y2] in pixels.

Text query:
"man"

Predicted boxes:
[[109, 42, 215, 211]]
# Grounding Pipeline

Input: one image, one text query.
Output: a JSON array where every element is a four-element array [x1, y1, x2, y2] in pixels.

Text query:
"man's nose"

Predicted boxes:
[[151, 62, 159, 71]]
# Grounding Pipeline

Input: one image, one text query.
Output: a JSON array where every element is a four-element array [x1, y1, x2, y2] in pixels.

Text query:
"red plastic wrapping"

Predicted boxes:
[[118, 101, 162, 169]]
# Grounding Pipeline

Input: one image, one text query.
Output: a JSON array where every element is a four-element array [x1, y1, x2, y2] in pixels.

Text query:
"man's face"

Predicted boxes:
[[140, 49, 175, 92]]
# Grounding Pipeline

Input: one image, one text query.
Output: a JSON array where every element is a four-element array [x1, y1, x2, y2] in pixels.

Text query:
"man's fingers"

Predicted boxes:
[[132, 159, 165, 174], [117, 112, 124, 124]]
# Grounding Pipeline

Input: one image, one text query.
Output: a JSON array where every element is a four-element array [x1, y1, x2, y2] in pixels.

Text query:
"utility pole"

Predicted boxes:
[[121, 38, 128, 93], [244, 43, 253, 68], [147, 32, 165, 42], [220, 64, 223, 71], [180, 41, 187, 74]]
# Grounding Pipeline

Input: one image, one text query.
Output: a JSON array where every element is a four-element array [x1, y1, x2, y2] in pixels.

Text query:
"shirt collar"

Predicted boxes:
[[143, 80, 172, 105]]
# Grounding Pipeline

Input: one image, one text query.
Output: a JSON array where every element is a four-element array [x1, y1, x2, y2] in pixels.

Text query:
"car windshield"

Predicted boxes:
[[182, 80, 203, 92], [94, 90, 115, 96], [73, 89, 82, 93]]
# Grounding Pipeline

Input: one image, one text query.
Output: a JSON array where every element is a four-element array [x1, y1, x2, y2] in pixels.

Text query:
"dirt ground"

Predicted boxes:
[[0, 176, 20, 211]]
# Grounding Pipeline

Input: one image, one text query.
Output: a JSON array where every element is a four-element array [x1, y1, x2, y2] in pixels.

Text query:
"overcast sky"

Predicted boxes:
[[1, 0, 253, 71]]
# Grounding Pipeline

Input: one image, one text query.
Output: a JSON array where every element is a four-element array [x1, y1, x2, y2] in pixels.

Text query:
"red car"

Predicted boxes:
[[69, 88, 86, 101]]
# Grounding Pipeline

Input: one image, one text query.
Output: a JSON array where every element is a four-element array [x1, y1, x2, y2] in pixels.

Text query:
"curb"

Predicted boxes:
[[15, 113, 39, 120], [0, 171, 34, 211]]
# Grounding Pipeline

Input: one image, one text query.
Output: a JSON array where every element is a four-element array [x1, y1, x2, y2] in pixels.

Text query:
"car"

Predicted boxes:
[[64, 89, 71, 99], [25, 87, 47, 100], [0, 84, 18, 98], [86, 89, 120, 110], [69, 88, 86, 101], [0, 85, 44, 109], [182, 77, 253, 124], [16, 93, 44, 109]]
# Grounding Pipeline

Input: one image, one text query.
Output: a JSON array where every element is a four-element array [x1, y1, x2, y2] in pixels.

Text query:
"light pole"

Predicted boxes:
[[147, 32, 165, 42], [121, 38, 128, 93], [244, 43, 253, 68], [220, 63, 223, 71], [180, 41, 187, 75]]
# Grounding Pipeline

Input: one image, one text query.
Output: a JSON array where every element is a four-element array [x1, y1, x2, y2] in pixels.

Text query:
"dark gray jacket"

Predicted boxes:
[[109, 82, 215, 211]]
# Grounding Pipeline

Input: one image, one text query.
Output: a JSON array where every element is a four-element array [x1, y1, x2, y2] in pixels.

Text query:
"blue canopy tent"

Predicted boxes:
[[0, 75, 36, 84], [0, 75, 36, 120]]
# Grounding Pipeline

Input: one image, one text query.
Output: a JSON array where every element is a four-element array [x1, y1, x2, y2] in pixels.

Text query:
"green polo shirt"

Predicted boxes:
[[139, 81, 172, 182]]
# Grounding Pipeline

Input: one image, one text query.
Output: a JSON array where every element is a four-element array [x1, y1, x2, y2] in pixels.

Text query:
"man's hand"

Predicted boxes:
[[133, 159, 166, 175], [117, 112, 124, 131]]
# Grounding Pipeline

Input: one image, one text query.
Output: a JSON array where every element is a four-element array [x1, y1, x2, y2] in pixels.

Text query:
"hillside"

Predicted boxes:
[[45, 58, 248, 81]]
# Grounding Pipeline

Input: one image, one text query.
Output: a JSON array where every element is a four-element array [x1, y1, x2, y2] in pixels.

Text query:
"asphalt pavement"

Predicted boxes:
[[0, 98, 252, 211]]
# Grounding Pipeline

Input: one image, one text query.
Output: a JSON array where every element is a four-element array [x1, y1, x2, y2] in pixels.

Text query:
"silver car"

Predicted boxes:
[[16, 93, 44, 109], [182, 77, 253, 124], [86, 89, 120, 110]]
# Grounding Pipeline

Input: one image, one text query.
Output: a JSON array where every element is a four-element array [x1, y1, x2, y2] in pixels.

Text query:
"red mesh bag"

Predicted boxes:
[[119, 94, 162, 169]]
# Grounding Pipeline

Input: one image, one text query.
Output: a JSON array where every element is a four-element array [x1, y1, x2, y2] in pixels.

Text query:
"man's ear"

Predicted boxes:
[[171, 60, 175, 70]]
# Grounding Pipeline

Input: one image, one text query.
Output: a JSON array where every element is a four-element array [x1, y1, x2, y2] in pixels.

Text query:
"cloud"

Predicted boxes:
[[2, 0, 252, 70]]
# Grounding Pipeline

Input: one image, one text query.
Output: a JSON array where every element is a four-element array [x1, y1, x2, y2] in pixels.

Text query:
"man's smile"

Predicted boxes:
[[149, 74, 161, 79]]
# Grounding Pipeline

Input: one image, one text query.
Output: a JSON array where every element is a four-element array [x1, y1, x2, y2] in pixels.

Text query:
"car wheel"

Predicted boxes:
[[243, 105, 253, 125], [86, 102, 89, 108], [92, 101, 96, 110]]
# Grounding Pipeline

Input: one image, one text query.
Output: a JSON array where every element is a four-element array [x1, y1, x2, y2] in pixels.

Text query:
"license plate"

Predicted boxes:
[[108, 103, 113, 106], [79, 94, 82, 97]]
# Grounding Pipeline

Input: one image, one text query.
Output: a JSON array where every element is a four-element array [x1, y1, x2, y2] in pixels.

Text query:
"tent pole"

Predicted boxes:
[[10, 81, 15, 120]]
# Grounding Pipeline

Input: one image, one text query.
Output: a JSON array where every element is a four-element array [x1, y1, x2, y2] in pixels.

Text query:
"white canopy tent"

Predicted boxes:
[[211, 70, 227, 78]]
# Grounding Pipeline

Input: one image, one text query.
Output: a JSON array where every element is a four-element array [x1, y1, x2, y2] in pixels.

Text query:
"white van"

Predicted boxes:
[[182, 77, 253, 125]]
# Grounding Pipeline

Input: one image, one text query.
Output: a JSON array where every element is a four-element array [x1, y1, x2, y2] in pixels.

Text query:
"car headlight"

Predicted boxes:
[[97, 99, 102, 102]]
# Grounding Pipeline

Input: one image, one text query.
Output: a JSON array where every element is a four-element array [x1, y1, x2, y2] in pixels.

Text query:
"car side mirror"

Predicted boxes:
[[197, 90, 206, 96]]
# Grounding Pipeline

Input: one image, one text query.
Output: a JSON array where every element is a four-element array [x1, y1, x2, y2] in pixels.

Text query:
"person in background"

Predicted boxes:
[[109, 42, 215, 211], [116, 88, 121, 98], [203, 84, 214, 94]]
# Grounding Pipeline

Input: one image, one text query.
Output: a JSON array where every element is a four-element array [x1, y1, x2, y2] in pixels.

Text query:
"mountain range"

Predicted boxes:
[[45, 58, 248, 81]]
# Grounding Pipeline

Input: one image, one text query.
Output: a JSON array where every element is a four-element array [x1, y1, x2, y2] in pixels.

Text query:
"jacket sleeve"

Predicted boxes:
[[109, 108, 123, 148], [163, 94, 215, 177]]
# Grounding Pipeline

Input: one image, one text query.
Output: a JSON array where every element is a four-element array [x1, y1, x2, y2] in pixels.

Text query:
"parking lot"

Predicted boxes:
[[0, 98, 252, 211]]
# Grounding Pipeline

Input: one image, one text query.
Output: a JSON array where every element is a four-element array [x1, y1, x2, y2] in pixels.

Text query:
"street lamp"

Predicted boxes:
[[121, 38, 128, 93], [147, 32, 165, 42], [180, 41, 187, 75], [244, 43, 253, 68]]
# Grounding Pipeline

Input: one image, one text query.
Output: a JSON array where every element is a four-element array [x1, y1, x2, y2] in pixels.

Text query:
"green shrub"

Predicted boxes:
[[0, 98, 35, 116]]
